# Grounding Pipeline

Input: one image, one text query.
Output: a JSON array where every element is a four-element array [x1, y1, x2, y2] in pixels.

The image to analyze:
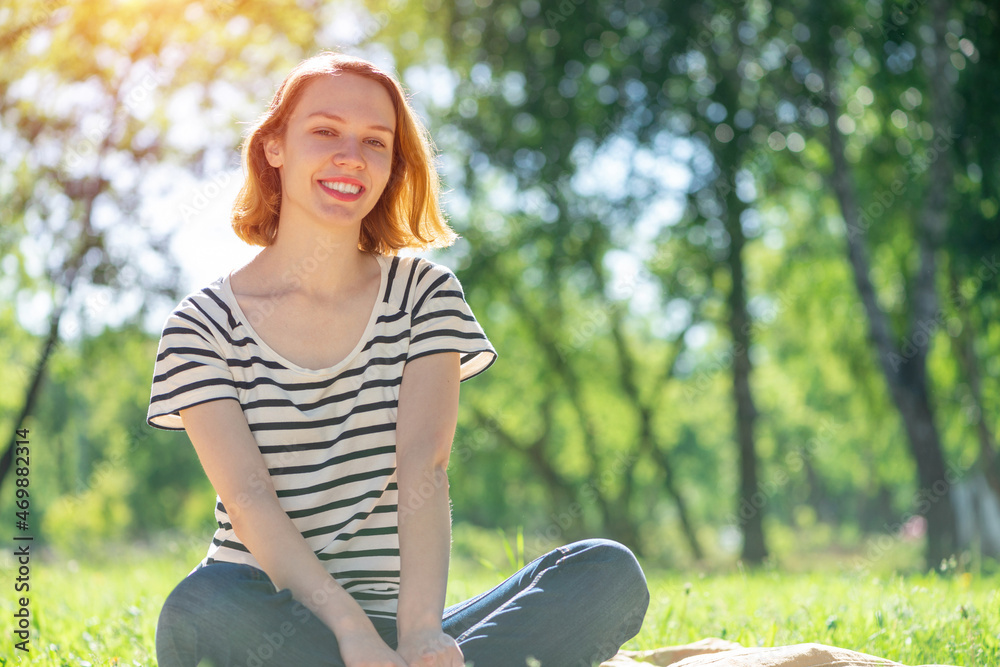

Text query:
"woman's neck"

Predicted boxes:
[[238, 224, 375, 298]]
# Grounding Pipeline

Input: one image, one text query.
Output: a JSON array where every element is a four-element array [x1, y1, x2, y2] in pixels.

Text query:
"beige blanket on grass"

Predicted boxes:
[[602, 638, 959, 667]]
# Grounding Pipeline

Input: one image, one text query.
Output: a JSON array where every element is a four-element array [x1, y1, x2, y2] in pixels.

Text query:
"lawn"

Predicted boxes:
[[0, 533, 997, 666]]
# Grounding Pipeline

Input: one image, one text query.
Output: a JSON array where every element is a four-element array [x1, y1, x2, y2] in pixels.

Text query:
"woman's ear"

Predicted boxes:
[[263, 135, 284, 169]]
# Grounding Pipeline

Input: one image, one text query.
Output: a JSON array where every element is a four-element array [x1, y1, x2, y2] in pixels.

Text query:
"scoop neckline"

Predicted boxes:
[[220, 253, 389, 376]]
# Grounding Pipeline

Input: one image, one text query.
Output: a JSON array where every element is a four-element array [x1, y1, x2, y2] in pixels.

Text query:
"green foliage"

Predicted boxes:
[[432, 0, 1000, 566], [42, 466, 136, 554], [3, 0, 1000, 580], [0, 325, 216, 556]]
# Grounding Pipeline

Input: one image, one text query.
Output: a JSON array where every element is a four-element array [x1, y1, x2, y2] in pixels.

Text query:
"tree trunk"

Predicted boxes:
[[647, 438, 704, 561], [819, 0, 958, 565], [0, 159, 105, 491], [0, 302, 65, 486], [709, 6, 767, 566], [949, 268, 1000, 497], [0, 192, 99, 489], [725, 201, 767, 565], [893, 366, 957, 565], [824, 108, 958, 564]]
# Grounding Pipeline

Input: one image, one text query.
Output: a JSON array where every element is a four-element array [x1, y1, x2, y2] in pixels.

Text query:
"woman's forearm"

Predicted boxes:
[[393, 352, 462, 641], [230, 487, 381, 639], [396, 461, 453, 636]]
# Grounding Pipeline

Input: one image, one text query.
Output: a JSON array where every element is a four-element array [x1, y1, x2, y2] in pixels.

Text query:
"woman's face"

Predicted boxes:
[[264, 72, 396, 233]]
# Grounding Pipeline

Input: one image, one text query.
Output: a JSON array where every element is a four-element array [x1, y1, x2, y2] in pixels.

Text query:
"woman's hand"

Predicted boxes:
[[339, 630, 409, 667], [396, 629, 464, 667]]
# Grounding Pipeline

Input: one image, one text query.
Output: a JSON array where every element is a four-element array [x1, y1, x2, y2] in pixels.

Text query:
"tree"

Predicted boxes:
[[436, 0, 800, 563], [943, 2, 1000, 501], [792, 0, 961, 565], [428, 0, 713, 559], [0, 0, 322, 490]]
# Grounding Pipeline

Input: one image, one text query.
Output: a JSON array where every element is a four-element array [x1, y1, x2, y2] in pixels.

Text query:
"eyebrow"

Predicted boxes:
[[306, 112, 394, 135]]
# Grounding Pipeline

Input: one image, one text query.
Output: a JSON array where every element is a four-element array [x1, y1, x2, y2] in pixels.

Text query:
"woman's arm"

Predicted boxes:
[[394, 352, 465, 667], [179, 399, 407, 667]]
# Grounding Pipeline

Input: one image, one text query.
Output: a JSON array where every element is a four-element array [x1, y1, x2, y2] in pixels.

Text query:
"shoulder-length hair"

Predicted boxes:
[[231, 52, 456, 254]]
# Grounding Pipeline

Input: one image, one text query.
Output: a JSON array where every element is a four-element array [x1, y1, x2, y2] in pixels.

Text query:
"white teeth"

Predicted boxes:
[[322, 181, 361, 194]]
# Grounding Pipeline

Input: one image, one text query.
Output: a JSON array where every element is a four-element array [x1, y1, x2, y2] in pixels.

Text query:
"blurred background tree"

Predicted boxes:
[[1, 0, 998, 570]]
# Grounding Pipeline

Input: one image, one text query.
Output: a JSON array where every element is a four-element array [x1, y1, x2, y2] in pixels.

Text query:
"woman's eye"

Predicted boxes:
[[366, 139, 386, 148], [315, 129, 334, 136]]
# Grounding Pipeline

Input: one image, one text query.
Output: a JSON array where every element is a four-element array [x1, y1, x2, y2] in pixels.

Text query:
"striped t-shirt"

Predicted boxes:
[[146, 253, 496, 619]]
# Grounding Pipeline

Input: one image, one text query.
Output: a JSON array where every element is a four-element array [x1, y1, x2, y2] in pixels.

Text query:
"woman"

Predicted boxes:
[[147, 52, 649, 667]]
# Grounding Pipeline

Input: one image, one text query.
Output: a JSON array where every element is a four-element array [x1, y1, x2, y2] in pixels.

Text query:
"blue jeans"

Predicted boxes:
[[156, 539, 649, 667]]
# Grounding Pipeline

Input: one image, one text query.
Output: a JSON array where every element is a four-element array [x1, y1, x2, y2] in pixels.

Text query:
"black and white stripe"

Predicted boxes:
[[147, 254, 496, 619]]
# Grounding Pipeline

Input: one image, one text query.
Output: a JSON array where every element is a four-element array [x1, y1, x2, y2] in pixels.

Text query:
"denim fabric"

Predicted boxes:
[[156, 539, 649, 667]]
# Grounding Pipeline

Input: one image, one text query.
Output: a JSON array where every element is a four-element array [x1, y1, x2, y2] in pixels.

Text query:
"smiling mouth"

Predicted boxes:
[[319, 180, 363, 195]]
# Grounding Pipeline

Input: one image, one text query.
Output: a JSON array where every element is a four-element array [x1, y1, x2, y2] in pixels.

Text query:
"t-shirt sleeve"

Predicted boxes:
[[146, 297, 239, 431], [407, 262, 497, 381]]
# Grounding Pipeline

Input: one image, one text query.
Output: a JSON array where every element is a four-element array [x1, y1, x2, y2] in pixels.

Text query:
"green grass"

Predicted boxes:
[[639, 570, 998, 666], [0, 536, 204, 666], [1, 535, 997, 666]]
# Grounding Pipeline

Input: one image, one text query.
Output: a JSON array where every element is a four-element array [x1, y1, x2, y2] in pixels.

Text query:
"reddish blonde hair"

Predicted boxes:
[[231, 52, 456, 254]]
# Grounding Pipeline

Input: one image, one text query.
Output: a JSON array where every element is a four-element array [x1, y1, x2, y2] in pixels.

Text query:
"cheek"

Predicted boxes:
[[300, 140, 329, 162], [373, 153, 394, 186]]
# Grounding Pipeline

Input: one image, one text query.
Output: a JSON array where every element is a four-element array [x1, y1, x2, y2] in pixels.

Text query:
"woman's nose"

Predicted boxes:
[[332, 138, 364, 168]]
